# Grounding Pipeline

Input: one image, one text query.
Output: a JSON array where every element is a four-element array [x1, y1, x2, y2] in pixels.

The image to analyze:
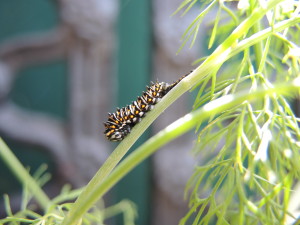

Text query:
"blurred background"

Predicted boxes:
[[0, 0, 205, 224]]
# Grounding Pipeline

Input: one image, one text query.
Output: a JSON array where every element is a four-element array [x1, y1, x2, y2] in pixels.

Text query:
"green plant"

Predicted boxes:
[[1, 0, 300, 224], [0, 138, 137, 225]]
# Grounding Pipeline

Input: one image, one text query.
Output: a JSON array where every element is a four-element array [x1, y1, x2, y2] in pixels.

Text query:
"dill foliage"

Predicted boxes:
[[1, 0, 300, 224], [176, 0, 300, 224]]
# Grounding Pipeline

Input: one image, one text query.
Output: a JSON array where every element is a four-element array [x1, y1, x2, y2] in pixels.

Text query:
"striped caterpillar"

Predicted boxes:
[[104, 72, 191, 141]]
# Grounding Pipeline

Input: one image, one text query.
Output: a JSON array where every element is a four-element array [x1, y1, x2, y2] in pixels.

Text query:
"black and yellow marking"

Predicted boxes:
[[104, 71, 192, 141]]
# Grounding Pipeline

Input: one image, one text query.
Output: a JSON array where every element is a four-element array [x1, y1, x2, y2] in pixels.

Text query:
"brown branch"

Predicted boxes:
[[0, 101, 69, 163], [0, 26, 70, 70], [0, 25, 71, 102]]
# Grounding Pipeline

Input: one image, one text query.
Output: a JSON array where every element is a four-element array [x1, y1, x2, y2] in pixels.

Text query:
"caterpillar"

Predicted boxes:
[[104, 71, 192, 141]]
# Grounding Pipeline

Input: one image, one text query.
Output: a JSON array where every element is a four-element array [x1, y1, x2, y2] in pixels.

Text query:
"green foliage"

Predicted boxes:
[[174, 0, 300, 224], [1, 193, 136, 225], [0, 138, 137, 225], [1, 0, 300, 224]]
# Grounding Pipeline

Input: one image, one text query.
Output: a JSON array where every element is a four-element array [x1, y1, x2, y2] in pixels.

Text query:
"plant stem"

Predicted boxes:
[[79, 80, 300, 209], [63, 78, 299, 225], [0, 138, 50, 210], [62, 1, 292, 224]]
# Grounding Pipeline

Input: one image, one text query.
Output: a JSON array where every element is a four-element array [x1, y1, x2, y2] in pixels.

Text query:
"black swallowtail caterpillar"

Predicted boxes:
[[104, 71, 192, 141]]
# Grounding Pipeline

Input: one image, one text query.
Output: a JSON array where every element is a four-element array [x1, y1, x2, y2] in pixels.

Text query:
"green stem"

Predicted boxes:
[[63, 80, 299, 225], [252, 20, 263, 69], [0, 138, 50, 210], [228, 16, 300, 60], [79, 80, 300, 210], [62, 1, 291, 224]]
